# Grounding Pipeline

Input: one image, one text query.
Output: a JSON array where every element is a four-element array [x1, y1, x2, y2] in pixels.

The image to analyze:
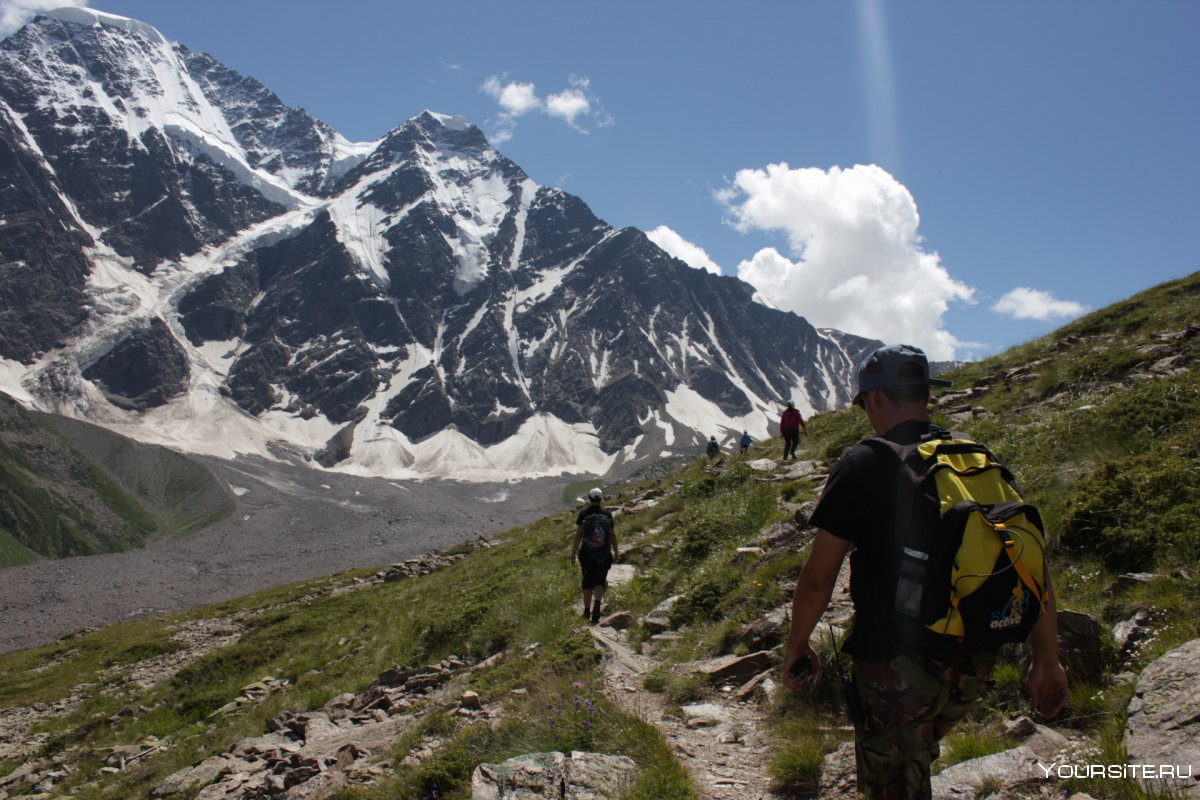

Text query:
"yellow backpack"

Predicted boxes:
[[869, 431, 1049, 646]]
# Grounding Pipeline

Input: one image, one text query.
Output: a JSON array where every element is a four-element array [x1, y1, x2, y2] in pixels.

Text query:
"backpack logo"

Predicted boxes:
[[583, 514, 612, 560], [871, 432, 1049, 647]]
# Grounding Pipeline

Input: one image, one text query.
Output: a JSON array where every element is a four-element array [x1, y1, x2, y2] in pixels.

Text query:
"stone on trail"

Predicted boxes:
[[680, 702, 732, 728], [471, 750, 637, 799], [640, 595, 681, 633], [605, 563, 636, 587], [679, 651, 775, 686]]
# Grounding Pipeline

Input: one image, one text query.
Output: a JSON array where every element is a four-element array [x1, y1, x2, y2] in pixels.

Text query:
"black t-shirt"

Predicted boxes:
[[576, 506, 614, 563], [810, 420, 962, 660]]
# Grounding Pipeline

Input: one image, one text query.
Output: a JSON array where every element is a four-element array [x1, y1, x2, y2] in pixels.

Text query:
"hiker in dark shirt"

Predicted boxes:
[[781, 344, 1068, 800], [706, 435, 721, 461], [740, 430, 753, 453], [571, 488, 620, 624], [780, 401, 806, 460]]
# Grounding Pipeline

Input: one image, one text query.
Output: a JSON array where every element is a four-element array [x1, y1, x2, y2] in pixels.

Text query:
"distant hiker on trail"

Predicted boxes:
[[740, 431, 752, 453], [780, 401, 806, 460], [781, 344, 1068, 800], [706, 435, 721, 460], [571, 488, 620, 624]]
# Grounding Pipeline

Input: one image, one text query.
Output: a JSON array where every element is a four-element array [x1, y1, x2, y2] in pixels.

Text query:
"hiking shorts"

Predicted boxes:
[[851, 649, 995, 800], [579, 557, 611, 590]]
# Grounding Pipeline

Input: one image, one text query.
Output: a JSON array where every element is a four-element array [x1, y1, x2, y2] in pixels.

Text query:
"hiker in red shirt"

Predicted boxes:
[[780, 401, 806, 460]]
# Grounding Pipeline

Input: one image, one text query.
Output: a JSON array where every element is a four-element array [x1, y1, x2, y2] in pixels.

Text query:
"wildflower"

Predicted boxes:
[[572, 681, 584, 688]]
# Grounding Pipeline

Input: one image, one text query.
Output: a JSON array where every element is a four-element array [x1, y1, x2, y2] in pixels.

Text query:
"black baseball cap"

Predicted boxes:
[[852, 344, 951, 406]]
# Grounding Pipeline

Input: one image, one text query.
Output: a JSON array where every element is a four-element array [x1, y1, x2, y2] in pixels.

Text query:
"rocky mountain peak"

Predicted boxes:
[[0, 10, 881, 481]]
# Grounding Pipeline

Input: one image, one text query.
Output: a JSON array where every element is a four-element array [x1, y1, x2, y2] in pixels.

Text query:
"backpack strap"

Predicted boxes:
[[863, 430, 951, 549], [987, 502, 1050, 606]]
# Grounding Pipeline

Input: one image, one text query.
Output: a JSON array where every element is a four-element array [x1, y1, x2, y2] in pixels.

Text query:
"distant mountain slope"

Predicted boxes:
[[0, 391, 232, 567], [0, 8, 880, 481]]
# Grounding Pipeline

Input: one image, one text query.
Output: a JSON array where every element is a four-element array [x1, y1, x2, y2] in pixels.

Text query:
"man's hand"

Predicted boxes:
[[1026, 658, 1069, 719], [782, 643, 820, 692]]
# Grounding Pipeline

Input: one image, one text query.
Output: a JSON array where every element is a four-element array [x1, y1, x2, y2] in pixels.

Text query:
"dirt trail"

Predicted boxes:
[[589, 624, 787, 800]]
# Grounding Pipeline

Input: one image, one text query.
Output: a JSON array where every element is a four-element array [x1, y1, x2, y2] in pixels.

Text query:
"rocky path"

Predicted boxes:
[[589, 622, 785, 799]]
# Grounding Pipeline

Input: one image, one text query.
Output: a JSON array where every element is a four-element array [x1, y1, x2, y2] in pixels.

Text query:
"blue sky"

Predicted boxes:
[[3, 0, 1197, 360]]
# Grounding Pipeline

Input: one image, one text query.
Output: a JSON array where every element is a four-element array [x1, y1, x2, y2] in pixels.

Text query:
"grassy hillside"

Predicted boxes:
[[0, 272, 1197, 799], [0, 393, 233, 566]]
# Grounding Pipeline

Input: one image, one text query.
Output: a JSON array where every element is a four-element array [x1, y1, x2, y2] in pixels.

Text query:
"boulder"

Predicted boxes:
[[754, 520, 804, 548], [784, 460, 822, 480], [1110, 572, 1160, 593], [930, 745, 1043, 799], [816, 740, 858, 800], [606, 564, 636, 587], [680, 703, 731, 728], [1113, 608, 1153, 661], [641, 595, 681, 633], [1124, 638, 1200, 797], [599, 611, 632, 630], [679, 651, 775, 686], [471, 751, 637, 799], [732, 608, 787, 652]]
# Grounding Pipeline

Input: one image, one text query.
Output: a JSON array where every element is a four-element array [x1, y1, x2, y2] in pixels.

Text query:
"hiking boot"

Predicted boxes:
[[590, 605, 601, 624]]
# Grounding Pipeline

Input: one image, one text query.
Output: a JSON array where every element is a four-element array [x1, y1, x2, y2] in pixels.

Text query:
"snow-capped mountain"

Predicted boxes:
[[0, 8, 879, 481]]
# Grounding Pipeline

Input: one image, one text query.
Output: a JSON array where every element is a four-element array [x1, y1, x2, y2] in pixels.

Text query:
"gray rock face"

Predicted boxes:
[[0, 102, 92, 363], [82, 318, 190, 410], [1124, 638, 1200, 797], [471, 751, 637, 799]]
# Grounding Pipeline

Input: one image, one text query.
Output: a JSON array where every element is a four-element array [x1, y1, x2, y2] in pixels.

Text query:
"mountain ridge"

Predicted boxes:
[[0, 11, 880, 481]]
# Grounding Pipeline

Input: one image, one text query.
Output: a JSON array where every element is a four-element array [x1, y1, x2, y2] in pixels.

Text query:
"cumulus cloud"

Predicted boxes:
[[546, 88, 589, 126], [1, 0, 87, 36], [992, 287, 1088, 321], [718, 162, 974, 360], [646, 226, 723, 275], [481, 76, 541, 116], [480, 74, 610, 142]]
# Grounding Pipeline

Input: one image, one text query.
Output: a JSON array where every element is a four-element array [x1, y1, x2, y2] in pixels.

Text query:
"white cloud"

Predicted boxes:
[[992, 287, 1088, 321], [646, 226, 723, 275], [480, 74, 610, 142], [546, 88, 590, 126], [1, 0, 88, 36], [719, 162, 974, 360], [481, 76, 541, 117]]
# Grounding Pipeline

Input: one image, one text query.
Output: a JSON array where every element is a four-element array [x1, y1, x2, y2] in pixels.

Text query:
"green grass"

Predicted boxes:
[[935, 722, 1017, 768], [0, 527, 40, 565]]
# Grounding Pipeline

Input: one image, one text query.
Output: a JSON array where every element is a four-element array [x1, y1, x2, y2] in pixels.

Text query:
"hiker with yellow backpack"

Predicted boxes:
[[781, 344, 1069, 800]]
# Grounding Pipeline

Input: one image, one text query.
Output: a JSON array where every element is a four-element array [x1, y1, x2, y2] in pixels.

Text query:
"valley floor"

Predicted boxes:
[[0, 455, 567, 655]]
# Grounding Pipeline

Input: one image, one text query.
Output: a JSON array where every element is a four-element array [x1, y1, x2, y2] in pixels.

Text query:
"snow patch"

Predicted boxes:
[[663, 384, 773, 444], [46, 7, 167, 45], [427, 111, 473, 131]]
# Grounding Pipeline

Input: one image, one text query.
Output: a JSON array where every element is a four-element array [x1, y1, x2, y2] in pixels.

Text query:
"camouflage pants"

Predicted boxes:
[[851, 650, 995, 800]]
